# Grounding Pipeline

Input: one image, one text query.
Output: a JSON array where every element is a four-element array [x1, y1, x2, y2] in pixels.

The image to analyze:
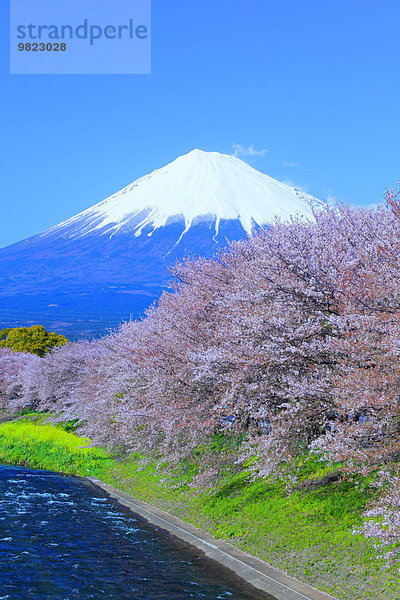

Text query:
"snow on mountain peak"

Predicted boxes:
[[53, 149, 323, 239]]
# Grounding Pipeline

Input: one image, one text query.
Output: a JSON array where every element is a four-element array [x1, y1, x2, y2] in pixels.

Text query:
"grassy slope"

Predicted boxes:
[[0, 417, 399, 600]]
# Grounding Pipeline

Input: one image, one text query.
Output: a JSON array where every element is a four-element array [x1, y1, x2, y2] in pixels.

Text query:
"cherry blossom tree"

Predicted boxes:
[[2, 187, 400, 551], [0, 348, 40, 414]]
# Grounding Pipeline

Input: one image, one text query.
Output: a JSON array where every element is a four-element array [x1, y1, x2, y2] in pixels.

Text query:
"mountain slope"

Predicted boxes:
[[49, 149, 319, 239], [0, 150, 322, 338]]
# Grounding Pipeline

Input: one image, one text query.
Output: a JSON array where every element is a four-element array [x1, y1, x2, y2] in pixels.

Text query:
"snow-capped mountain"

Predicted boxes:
[[49, 149, 319, 240], [0, 150, 322, 338]]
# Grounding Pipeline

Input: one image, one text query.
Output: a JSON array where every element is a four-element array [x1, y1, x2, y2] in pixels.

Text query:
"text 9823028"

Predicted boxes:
[[18, 43, 67, 52]]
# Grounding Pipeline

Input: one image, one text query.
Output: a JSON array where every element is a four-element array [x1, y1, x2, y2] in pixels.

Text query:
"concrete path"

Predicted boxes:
[[87, 477, 338, 600]]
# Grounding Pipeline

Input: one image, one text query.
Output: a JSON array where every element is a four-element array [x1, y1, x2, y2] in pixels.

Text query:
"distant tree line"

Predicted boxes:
[[0, 325, 67, 357]]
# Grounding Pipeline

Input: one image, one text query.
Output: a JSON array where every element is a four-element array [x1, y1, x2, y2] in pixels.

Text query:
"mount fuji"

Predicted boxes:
[[0, 150, 323, 338]]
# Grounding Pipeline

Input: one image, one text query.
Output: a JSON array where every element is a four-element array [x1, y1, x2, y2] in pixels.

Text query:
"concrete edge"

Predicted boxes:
[[87, 477, 338, 600]]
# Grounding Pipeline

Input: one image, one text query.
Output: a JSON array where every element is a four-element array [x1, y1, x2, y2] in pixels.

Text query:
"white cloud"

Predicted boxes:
[[365, 202, 383, 210], [282, 160, 300, 168], [326, 195, 340, 207], [232, 143, 269, 158]]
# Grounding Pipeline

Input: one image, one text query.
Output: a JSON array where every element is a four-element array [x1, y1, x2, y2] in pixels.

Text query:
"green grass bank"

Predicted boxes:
[[0, 416, 399, 600]]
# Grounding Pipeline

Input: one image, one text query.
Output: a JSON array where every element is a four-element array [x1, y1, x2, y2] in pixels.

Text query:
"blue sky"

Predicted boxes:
[[1, 0, 399, 247]]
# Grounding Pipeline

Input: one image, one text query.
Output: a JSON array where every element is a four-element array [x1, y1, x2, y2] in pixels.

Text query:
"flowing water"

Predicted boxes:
[[0, 464, 272, 600]]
